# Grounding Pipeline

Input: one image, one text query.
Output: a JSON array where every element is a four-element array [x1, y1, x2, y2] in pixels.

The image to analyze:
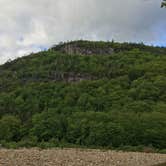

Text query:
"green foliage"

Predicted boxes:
[[31, 112, 66, 142], [0, 115, 21, 141], [161, 0, 166, 7], [0, 41, 166, 150]]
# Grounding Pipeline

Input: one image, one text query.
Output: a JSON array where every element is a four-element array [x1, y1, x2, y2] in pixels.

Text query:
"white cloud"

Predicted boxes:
[[0, 0, 165, 64]]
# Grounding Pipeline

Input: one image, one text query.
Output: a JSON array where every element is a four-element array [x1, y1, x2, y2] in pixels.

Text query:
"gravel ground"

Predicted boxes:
[[0, 148, 166, 166]]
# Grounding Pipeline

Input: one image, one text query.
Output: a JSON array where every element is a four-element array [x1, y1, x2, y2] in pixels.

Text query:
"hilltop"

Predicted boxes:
[[51, 40, 166, 55], [0, 41, 166, 151]]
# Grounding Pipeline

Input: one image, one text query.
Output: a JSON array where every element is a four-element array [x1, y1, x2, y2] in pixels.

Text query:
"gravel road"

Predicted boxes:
[[0, 148, 166, 166]]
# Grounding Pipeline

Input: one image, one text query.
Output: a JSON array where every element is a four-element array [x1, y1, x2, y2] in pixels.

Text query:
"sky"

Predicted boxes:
[[0, 0, 166, 64]]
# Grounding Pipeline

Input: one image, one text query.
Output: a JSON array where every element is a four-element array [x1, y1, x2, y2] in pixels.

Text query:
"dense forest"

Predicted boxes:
[[0, 41, 166, 151]]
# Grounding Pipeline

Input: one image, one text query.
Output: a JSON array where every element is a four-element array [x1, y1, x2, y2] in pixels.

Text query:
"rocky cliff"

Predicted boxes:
[[51, 41, 114, 55]]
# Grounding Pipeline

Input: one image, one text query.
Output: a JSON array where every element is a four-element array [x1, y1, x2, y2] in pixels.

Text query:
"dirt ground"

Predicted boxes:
[[0, 148, 166, 166]]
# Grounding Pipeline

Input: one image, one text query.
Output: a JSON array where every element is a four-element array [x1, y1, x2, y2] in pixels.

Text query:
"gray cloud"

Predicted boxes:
[[0, 0, 165, 64]]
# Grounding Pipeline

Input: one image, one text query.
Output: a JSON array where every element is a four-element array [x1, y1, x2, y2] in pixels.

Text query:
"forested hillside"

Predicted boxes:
[[0, 41, 166, 151]]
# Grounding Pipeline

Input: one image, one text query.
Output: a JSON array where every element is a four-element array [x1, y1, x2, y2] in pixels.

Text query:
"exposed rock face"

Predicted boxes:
[[52, 42, 114, 55], [20, 72, 97, 83], [48, 72, 97, 82]]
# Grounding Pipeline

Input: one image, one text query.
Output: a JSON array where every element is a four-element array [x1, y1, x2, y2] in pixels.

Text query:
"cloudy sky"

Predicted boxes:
[[0, 0, 165, 64]]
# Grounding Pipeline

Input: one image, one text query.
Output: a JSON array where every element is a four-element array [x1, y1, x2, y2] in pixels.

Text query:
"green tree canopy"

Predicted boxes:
[[161, 0, 166, 7]]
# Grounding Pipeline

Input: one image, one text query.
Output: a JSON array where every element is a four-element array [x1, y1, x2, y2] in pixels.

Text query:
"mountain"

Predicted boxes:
[[0, 40, 166, 150]]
